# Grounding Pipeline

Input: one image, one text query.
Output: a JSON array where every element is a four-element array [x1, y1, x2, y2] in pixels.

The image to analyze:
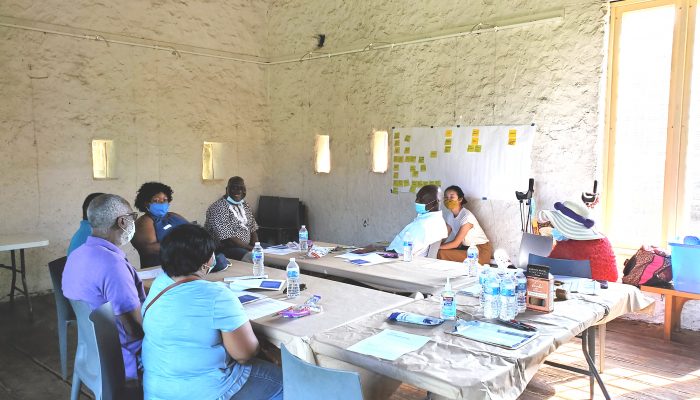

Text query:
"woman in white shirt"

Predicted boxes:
[[437, 185, 492, 264]]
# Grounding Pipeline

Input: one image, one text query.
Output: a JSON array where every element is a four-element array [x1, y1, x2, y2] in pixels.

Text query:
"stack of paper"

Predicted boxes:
[[335, 252, 393, 266], [347, 329, 430, 360]]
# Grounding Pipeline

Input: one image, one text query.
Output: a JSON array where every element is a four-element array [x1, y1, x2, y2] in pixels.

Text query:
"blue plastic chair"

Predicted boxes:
[[528, 254, 592, 278], [47, 256, 75, 380], [70, 300, 127, 400], [281, 343, 363, 400], [517, 233, 553, 268]]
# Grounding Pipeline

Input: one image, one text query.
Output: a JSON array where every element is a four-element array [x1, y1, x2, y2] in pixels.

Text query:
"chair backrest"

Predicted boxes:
[[257, 195, 280, 228], [426, 240, 441, 259], [70, 300, 125, 400], [48, 256, 76, 322], [517, 233, 553, 268], [278, 197, 302, 229], [281, 343, 363, 400], [527, 254, 592, 278]]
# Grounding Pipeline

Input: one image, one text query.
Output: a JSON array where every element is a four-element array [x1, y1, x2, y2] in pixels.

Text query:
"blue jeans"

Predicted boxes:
[[219, 359, 283, 400]]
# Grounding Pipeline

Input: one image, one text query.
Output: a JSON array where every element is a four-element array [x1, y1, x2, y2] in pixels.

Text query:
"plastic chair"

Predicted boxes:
[[528, 254, 592, 278], [47, 256, 75, 380], [426, 240, 441, 258], [281, 343, 363, 400], [69, 300, 127, 400], [517, 232, 553, 268]]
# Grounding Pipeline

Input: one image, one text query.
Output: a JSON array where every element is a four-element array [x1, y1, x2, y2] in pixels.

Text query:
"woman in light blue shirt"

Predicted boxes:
[[67, 192, 104, 255], [141, 224, 282, 400]]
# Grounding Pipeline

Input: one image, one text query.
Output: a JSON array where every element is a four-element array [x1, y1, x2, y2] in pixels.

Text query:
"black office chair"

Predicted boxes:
[[257, 195, 306, 244], [48, 256, 76, 380]]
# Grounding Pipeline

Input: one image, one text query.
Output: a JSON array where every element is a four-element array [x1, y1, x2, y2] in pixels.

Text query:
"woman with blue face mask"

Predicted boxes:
[[132, 182, 190, 267]]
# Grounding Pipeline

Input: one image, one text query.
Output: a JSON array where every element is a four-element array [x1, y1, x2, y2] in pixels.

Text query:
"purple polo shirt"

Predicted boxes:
[[63, 236, 146, 380]]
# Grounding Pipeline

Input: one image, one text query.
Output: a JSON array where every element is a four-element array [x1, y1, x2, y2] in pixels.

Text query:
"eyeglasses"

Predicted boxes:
[[118, 212, 139, 222]]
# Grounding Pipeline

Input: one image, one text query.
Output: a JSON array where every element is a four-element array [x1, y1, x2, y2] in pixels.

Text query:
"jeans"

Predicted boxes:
[[218, 359, 283, 400]]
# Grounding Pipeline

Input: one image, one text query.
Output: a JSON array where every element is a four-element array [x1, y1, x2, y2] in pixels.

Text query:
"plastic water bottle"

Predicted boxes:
[[441, 277, 457, 320], [252, 242, 264, 277], [483, 268, 501, 319], [299, 225, 309, 252], [403, 232, 413, 262], [515, 268, 527, 314], [499, 272, 517, 321], [286, 258, 301, 298], [466, 246, 479, 277], [479, 265, 490, 310]]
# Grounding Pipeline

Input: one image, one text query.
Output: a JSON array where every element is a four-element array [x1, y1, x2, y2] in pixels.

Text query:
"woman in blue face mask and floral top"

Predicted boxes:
[[132, 182, 190, 267]]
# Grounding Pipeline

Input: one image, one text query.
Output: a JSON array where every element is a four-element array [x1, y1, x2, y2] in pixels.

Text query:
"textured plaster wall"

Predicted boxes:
[[265, 0, 608, 254], [0, 0, 269, 296]]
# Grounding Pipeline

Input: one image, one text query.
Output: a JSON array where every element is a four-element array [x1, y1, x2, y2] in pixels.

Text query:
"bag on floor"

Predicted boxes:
[[622, 245, 673, 288]]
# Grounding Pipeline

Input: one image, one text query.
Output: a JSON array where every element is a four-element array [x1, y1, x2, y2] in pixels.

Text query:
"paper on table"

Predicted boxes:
[[554, 276, 599, 295], [335, 252, 393, 266], [263, 246, 298, 255], [244, 298, 295, 320], [451, 320, 538, 349], [347, 329, 431, 361], [136, 267, 163, 280]]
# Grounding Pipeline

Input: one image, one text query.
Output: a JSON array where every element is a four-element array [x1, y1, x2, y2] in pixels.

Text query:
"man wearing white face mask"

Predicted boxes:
[[387, 185, 448, 257], [63, 194, 146, 381]]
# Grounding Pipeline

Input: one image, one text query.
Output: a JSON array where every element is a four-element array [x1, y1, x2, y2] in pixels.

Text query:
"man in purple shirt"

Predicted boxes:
[[63, 194, 146, 381]]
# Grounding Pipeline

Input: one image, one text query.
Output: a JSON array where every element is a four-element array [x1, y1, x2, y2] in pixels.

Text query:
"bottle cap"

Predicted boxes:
[[444, 277, 452, 291], [255, 242, 260, 245], [290, 257, 296, 262], [301, 225, 306, 228]]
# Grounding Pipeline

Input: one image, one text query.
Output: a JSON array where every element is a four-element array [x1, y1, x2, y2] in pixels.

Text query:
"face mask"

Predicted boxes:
[[148, 202, 169, 218], [415, 203, 428, 215], [226, 196, 243, 206], [551, 228, 568, 242], [120, 219, 136, 245], [206, 254, 216, 274], [444, 199, 460, 209]]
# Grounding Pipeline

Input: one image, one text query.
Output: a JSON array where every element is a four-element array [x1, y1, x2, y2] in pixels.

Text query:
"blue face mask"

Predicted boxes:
[[226, 196, 243, 205], [415, 203, 429, 215], [148, 202, 169, 218], [551, 228, 568, 242]]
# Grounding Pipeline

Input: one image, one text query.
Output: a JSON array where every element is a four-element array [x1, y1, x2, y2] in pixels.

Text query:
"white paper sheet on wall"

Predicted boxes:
[[390, 125, 536, 200]]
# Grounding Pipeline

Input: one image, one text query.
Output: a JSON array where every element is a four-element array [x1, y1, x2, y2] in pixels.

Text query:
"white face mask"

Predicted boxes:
[[119, 219, 136, 246], [206, 253, 216, 274]]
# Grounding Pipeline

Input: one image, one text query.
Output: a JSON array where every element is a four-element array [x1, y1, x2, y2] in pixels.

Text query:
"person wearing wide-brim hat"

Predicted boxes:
[[539, 200, 618, 282]]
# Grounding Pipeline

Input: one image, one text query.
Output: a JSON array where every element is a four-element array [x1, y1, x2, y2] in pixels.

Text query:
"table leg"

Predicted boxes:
[[664, 294, 674, 340], [582, 327, 610, 400], [19, 249, 33, 318], [9, 250, 17, 305], [598, 323, 606, 373]]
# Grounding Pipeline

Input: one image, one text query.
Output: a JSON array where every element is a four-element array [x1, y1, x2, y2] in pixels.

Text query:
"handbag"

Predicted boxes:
[[622, 245, 673, 288]]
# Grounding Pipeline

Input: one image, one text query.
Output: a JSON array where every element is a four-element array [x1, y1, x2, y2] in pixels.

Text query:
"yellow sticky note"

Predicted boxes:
[[394, 131, 400, 138], [393, 172, 399, 178], [409, 186, 416, 193], [430, 151, 438, 158], [475, 145, 482, 152], [404, 147, 410, 154], [394, 156, 404, 163], [444, 146, 451, 153], [403, 180, 409, 186], [508, 129, 517, 145], [467, 145, 475, 153], [393, 164, 399, 170], [404, 135, 411, 142], [445, 138, 452, 145], [471, 128, 480, 145], [420, 164, 427, 172], [412, 170, 419, 177], [407, 156, 416, 162], [410, 165, 416, 172], [445, 130, 453, 138], [392, 187, 399, 194], [419, 156, 425, 163], [393, 179, 400, 186]]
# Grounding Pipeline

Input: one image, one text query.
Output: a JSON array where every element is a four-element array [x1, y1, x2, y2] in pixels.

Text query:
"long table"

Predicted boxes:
[[263, 243, 472, 295], [309, 282, 654, 400], [0, 234, 50, 318]]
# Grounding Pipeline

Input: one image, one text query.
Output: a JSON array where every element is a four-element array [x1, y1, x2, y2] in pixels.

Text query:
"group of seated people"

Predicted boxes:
[[61, 176, 616, 400]]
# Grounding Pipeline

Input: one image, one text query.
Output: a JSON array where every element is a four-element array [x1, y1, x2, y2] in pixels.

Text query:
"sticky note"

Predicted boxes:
[[394, 164, 399, 170], [403, 180, 409, 186], [467, 145, 475, 153], [394, 156, 403, 162], [393, 180, 400, 186], [412, 170, 419, 177], [430, 151, 438, 158], [445, 130, 453, 138], [410, 165, 416, 172], [404, 135, 411, 142], [392, 187, 399, 194], [444, 138, 452, 145], [394, 147, 400, 154], [419, 156, 425, 163], [444, 146, 451, 153], [406, 156, 416, 162], [420, 164, 426, 172], [409, 186, 416, 193], [508, 129, 517, 145], [394, 131, 400, 138], [475, 145, 482, 152], [393, 172, 399, 178], [404, 147, 410, 154], [471, 129, 480, 145]]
